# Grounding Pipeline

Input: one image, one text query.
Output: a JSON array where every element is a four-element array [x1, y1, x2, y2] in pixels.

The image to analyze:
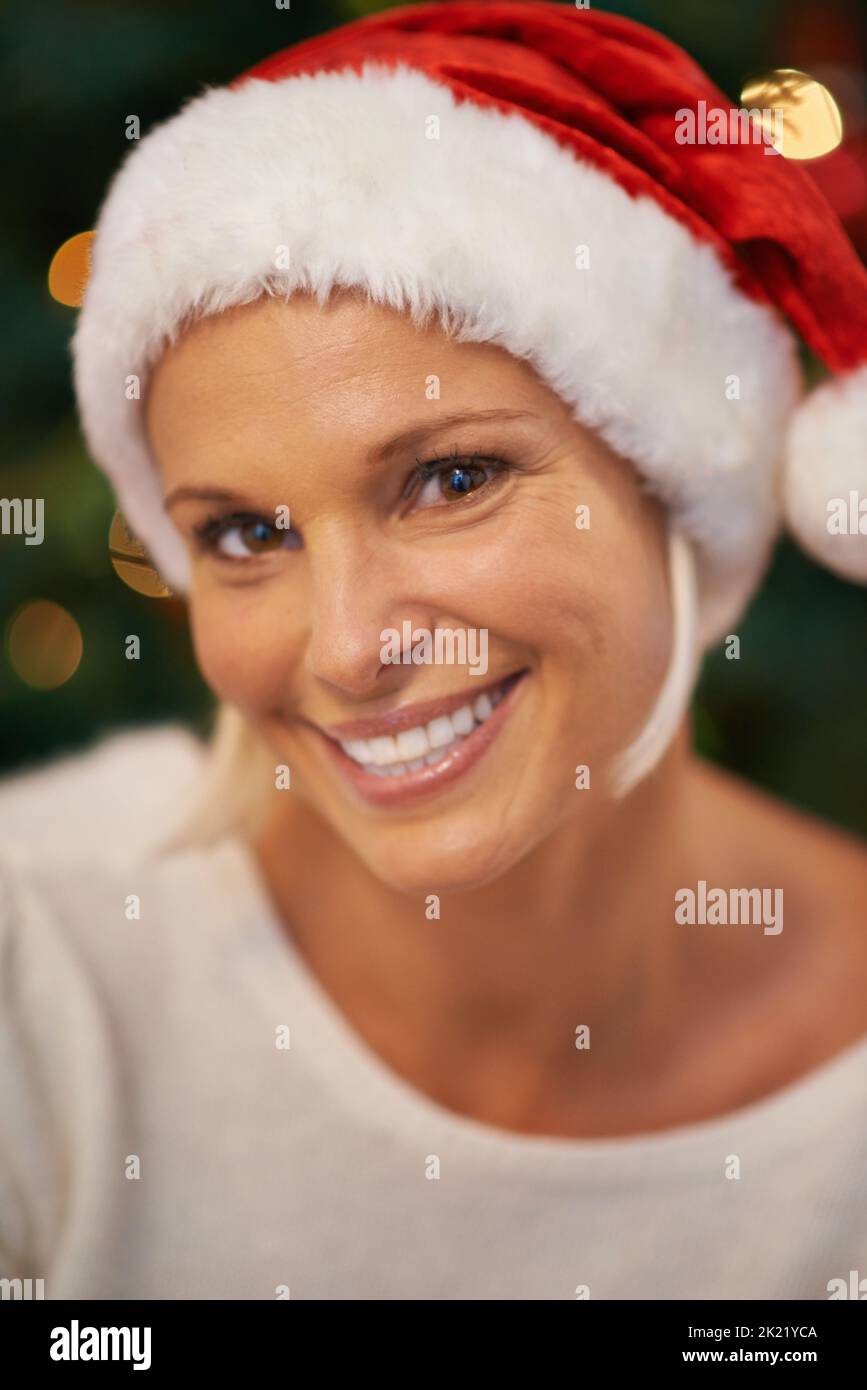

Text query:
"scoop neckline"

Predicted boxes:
[[213, 832, 867, 1182]]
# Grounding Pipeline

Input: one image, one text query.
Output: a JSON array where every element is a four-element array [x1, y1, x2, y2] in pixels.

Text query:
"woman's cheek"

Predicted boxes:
[[515, 484, 672, 747], [605, 525, 673, 683], [421, 495, 593, 646], [187, 580, 295, 711]]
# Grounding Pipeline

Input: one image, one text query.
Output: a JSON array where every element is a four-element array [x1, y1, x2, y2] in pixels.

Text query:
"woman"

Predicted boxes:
[[2, 1, 867, 1300]]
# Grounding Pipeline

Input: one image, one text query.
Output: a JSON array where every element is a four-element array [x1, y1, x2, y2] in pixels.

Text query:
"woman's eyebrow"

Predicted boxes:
[[163, 485, 253, 514], [371, 408, 537, 465], [162, 409, 538, 512]]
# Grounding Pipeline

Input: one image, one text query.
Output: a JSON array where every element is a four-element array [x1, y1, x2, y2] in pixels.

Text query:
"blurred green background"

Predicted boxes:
[[1, 0, 865, 834]]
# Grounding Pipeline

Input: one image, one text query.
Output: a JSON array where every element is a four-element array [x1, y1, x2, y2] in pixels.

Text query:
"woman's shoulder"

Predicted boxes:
[[691, 756, 867, 892], [687, 758, 867, 974], [0, 723, 220, 1002], [0, 722, 208, 871], [685, 757, 867, 1058], [0, 724, 232, 1070]]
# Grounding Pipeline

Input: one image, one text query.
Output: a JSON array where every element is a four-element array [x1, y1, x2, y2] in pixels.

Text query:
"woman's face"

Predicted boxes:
[[146, 290, 672, 894]]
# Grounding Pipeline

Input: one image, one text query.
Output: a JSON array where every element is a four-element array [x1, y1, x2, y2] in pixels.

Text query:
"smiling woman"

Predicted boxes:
[[3, 0, 867, 1306], [144, 288, 681, 879]]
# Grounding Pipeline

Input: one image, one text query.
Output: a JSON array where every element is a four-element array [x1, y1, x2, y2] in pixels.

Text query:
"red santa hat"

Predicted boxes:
[[72, 0, 867, 646]]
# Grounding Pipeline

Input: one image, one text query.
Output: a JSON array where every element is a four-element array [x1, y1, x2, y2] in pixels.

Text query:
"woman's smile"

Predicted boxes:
[[310, 668, 529, 807]]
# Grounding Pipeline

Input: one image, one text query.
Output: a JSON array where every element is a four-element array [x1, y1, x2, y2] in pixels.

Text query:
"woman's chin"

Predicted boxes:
[[357, 833, 528, 899]]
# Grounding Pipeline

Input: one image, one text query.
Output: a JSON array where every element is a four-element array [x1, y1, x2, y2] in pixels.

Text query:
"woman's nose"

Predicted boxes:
[[302, 529, 423, 697]]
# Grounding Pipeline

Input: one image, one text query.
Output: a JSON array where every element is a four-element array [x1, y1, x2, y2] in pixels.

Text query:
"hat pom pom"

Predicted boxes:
[[783, 364, 867, 583]]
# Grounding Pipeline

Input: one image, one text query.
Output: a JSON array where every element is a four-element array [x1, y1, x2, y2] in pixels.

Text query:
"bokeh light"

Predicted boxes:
[[741, 69, 844, 159], [7, 600, 84, 690], [48, 231, 94, 307]]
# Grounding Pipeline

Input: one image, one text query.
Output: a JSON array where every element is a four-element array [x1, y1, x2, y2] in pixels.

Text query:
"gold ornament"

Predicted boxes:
[[740, 69, 843, 161], [48, 231, 95, 307], [108, 511, 173, 598]]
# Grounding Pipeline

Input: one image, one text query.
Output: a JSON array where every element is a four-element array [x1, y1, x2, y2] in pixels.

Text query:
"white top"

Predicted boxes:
[[1, 725, 866, 1301]]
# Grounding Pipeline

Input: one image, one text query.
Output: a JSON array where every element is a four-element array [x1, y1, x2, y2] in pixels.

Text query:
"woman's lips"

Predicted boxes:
[[320, 669, 516, 742], [314, 670, 528, 807]]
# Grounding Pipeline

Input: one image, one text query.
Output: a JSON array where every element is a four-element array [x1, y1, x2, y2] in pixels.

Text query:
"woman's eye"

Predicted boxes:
[[411, 457, 507, 509], [193, 513, 299, 560]]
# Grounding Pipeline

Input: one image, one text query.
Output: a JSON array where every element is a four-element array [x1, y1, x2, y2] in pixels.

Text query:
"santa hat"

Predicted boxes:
[[72, 0, 867, 648]]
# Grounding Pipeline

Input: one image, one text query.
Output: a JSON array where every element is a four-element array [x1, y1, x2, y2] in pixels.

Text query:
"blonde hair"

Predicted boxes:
[[155, 702, 276, 855], [159, 527, 699, 854]]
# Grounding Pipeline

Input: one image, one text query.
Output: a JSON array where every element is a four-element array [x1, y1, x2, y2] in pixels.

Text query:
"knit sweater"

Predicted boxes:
[[1, 725, 866, 1300]]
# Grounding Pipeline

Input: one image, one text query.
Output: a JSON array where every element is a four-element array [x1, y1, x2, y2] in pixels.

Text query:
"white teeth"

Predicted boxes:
[[395, 725, 429, 760], [369, 735, 398, 766], [473, 692, 493, 721], [338, 675, 515, 773], [450, 703, 475, 736], [425, 745, 451, 766], [426, 715, 454, 749]]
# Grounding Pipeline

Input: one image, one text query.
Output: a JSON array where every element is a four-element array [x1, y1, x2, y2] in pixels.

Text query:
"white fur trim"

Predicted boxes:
[[610, 528, 699, 797], [72, 62, 803, 645], [783, 364, 867, 583]]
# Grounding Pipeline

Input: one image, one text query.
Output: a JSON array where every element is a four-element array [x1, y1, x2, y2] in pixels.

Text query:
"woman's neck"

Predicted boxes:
[[248, 727, 751, 1132]]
